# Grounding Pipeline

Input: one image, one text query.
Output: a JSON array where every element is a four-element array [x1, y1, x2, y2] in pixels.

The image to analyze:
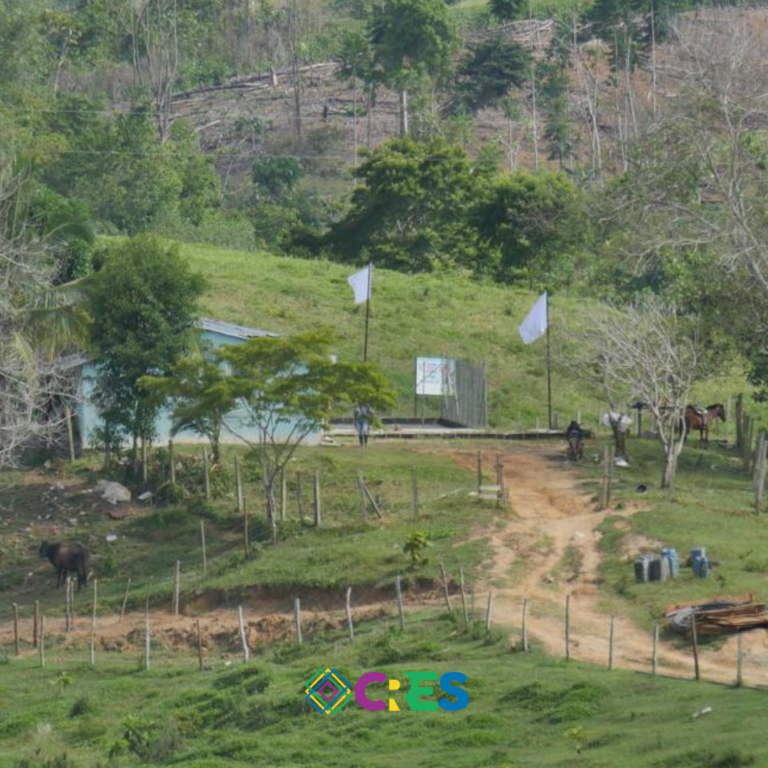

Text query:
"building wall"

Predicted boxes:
[[77, 328, 320, 448]]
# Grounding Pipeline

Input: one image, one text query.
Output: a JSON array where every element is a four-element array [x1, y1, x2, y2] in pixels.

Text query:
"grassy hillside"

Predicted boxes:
[[183, 241, 763, 430], [1, 612, 765, 768]]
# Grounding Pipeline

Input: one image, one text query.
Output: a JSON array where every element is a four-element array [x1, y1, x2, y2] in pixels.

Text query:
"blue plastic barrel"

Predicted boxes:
[[661, 548, 679, 578], [691, 547, 707, 576]]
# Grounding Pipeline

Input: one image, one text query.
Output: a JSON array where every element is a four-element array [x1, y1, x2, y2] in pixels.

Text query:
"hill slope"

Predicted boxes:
[[184, 241, 760, 429]]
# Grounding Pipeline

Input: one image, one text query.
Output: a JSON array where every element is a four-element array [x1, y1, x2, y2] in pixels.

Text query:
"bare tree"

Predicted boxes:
[[573, 297, 707, 491], [0, 163, 84, 469], [610, 12, 768, 303], [127, 0, 180, 141]]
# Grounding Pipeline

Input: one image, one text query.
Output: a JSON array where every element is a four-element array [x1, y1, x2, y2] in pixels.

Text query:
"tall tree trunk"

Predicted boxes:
[[293, 54, 302, 143], [399, 88, 409, 138]]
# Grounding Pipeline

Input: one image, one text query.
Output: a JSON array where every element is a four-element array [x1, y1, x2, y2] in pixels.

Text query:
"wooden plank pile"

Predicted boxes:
[[666, 594, 768, 635]]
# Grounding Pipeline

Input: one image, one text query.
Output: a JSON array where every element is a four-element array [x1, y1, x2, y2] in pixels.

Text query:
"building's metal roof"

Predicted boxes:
[[199, 318, 276, 340]]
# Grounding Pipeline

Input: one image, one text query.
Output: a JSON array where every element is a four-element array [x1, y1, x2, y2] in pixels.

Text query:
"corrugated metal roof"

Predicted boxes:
[[198, 318, 277, 340]]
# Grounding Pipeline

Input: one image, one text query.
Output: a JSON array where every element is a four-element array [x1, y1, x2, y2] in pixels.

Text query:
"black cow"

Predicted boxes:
[[39, 541, 89, 590]]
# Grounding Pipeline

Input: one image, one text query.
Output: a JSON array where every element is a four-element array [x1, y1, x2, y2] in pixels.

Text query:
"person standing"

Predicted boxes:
[[353, 403, 373, 447]]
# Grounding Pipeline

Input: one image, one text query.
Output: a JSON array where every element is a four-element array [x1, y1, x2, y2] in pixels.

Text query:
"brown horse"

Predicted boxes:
[[684, 404, 726, 444]]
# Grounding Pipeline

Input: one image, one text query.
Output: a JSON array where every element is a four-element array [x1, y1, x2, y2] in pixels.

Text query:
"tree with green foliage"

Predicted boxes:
[[370, 0, 457, 137], [473, 170, 589, 286], [452, 39, 531, 115], [489, 0, 525, 23], [323, 138, 485, 273], [88, 235, 205, 460], [141, 348, 237, 465], [218, 330, 395, 539]]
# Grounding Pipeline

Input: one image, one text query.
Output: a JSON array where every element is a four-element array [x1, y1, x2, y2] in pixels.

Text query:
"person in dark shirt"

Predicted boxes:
[[565, 420, 583, 460], [353, 404, 373, 447]]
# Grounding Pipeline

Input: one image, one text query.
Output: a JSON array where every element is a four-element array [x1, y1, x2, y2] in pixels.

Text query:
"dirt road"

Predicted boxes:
[[451, 444, 768, 688]]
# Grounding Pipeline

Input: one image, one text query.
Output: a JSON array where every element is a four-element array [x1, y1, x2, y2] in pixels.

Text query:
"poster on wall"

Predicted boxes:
[[415, 357, 456, 396]]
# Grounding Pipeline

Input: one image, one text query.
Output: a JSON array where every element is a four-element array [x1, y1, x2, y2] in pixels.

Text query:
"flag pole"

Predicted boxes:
[[546, 292, 553, 431], [363, 261, 372, 362]]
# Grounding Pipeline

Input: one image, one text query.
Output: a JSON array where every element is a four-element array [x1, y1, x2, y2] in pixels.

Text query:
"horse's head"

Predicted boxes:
[[709, 404, 727, 422]]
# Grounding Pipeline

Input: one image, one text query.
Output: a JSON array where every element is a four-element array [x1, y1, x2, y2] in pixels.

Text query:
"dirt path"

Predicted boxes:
[[449, 444, 768, 687]]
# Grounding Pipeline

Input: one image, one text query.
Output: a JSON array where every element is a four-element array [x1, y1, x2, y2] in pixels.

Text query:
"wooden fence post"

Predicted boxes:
[[280, 471, 287, 522], [169, 439, 176, 485], [736, 632, 744, 687], [65, 405, 76, 463], [12, 603, 19, 656], [395, 575, 405, 631], [173, 560, 181, 616], [345, 587, 355, 642], [411, 469, 419, 520], [608, 615, 615, 671], [235, 456, 243, 513], [202, 447, 210, 501], [691, 614, 700, 681], [238, 605, 250, 663], [439, 562, 453, 612], [69, 578, 76, 631], [313, 470, 321, 527], [459, 567, 469, 625], [200, 520, 207, 578], [243, 494, 250, 559], [522, 599, 529, 652], [652, 623, 659, 676], [119, 578, 131, 624], [476, 451, 482, 494], [142, 439, 148, 484], [65, 576, 71, 633], [196, 619, 204, 671], [485, 592, 493, 634], [144, 611, 151, 671], [357, 471, 367, 522], [565, 595, 571, 661], [39, 616, 45, 668], [294, 598, 303, 645], [495, 454, 505, 508], [90, 580, 98, 667], [296, 472, 303, 522], [33, 600, 39, 649]]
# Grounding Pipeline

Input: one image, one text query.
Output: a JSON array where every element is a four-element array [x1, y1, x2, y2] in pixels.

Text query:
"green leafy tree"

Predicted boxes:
[[323, 138, 486, 273], [370, 0, 457, 137], [489, 0, 525, 22], [141, 348, 237, 465], [88, 235, 205, 458], [452, 39, 531, 114], [473, 170, 589, 286], [218, 330, 395, 539]]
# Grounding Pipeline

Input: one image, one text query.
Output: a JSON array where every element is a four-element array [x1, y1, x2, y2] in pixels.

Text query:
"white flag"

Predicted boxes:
[[347, 264, 372, 305], [518, 291, 548, 344]]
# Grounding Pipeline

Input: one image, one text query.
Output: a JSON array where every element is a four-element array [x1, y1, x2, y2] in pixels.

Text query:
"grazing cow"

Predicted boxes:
[[39, 541, 89, 590]]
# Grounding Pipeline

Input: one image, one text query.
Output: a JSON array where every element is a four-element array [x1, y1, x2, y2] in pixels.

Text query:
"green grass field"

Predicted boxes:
[[578, 436, 768, 630], [0, 611, 764, 768], [0, 444, 501, 621], [181, 241, 763, 430]]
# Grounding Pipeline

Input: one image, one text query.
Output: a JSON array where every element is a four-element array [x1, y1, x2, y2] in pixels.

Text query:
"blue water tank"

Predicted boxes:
[[691, 547, 707, 576], [661, 548, 679, 578]]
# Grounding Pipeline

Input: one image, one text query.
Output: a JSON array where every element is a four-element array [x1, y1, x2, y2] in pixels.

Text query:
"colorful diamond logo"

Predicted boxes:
[[305, 668, 353, 714]]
